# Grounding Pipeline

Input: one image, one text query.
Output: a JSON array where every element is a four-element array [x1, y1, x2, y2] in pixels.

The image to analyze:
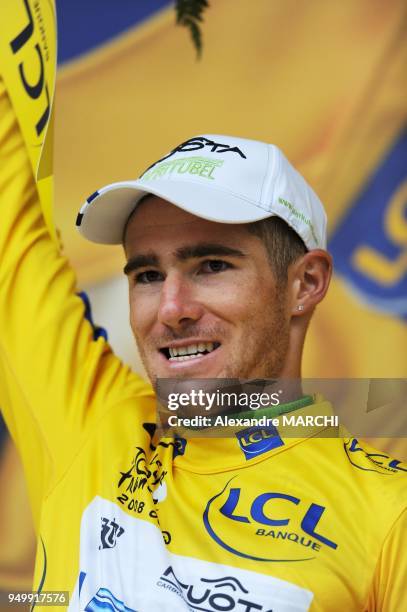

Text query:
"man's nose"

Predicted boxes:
[[157, 273, 204, 330]]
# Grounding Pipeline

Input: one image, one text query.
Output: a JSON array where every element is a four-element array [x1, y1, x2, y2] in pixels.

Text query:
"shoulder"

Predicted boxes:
[[302, 433, 406, 526], [341, 436, 407, 530], [343, 436, 407, 478]]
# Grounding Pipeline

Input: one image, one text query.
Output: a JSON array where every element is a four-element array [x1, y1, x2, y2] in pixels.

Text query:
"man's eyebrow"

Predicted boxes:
[[175, 243, 247, 260], [123, 253, 159, 275], [123, 243, 247, 275]]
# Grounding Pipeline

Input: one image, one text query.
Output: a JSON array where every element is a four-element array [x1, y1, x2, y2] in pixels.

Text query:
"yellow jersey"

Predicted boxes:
[[0, 78, 406, 612]]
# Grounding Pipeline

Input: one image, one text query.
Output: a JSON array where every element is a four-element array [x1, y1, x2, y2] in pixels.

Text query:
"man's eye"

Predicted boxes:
[[135, 270, 163, 284], [201, 260, 231, 273]]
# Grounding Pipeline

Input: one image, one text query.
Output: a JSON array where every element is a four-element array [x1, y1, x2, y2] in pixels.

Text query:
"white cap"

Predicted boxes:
[[76, 135, 327, 250]]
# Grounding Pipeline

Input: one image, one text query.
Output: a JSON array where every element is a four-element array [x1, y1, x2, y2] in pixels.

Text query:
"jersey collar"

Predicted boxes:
[[171, 395, 337, 473]]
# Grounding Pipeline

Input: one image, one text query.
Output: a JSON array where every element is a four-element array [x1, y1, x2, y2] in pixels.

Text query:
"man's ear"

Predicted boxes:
[[289, 250, 333, 316]]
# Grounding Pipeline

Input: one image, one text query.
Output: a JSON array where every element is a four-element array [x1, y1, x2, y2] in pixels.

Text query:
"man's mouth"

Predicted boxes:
[[160, 342, 221, 362]]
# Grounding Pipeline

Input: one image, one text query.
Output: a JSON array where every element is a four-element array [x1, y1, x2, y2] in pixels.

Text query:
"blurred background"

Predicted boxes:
[[0, 0, 406, 593]]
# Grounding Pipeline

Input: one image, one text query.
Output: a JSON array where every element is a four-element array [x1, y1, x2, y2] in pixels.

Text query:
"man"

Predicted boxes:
[[1, 77, 406, 611], [78, 134, 331, 383]]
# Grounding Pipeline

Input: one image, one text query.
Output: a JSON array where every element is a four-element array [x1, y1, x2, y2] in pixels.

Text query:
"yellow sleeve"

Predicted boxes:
[[366, 508, 407, 611], [0, 78, 153, 525]]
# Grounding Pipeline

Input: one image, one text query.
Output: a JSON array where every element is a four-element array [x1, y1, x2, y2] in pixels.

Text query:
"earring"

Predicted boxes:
[[297, 304, 304, 311]]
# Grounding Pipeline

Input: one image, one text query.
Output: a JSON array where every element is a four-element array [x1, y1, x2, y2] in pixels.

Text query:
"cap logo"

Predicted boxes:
[[278, 197, 319, 246], [141, 156, 224, 182], [141, 136, 246, 178]]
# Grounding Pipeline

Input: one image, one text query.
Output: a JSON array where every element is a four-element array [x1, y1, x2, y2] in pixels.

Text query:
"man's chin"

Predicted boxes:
[[151, 367, 226, 383]]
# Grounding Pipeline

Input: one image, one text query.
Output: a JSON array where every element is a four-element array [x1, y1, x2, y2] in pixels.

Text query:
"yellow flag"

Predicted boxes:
[[0, 0, 56, 237]]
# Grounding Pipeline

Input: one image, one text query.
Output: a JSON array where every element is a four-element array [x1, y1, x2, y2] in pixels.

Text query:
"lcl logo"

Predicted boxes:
[[10, 0, 51, 137], [220, 488, 338, 550], [204, 482, 338, 562]]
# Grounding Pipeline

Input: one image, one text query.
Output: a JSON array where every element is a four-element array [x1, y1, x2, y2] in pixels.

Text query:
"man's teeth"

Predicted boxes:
[[168, 342, 217, 361]]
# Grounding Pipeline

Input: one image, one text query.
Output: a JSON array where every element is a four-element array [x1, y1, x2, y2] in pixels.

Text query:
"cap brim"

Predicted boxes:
[[77, 179, 273, 244]]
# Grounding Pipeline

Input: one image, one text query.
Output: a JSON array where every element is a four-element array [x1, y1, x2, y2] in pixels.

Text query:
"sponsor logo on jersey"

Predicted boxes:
[[99, 517, 124, 550], [157, 566, 274, 612], [236, 425, 284, 460], [344, 438, 407, 475], [84, 587, 135, 612], [204, 478, 337, 562]]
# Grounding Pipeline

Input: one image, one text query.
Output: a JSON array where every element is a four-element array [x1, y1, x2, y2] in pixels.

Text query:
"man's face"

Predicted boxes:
[[124, 197, 293, 386]]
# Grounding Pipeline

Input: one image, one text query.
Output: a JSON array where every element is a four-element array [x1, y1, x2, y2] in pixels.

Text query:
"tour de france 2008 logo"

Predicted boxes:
[[329, 132, 407, 319]]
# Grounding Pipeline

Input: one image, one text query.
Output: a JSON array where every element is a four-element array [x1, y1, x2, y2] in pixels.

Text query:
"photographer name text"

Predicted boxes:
[[167, 414, 339, 428]]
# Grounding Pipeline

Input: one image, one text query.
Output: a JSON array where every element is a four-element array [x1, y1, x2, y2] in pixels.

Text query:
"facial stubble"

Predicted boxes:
[[134, 286, 290, 388]]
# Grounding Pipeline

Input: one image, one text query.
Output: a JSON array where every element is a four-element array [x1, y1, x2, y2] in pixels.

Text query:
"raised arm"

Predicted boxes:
[[0, 78, 153, 522]]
